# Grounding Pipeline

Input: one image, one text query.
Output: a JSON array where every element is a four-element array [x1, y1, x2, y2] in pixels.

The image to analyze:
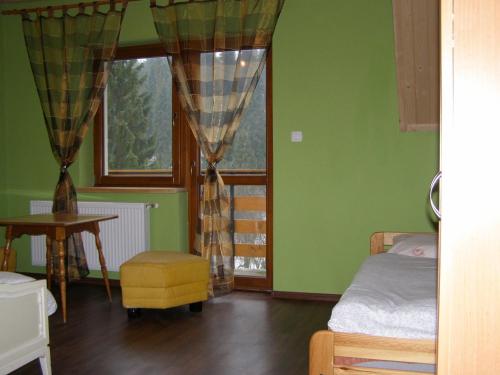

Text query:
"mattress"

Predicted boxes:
[[328, 253, 436, 339]]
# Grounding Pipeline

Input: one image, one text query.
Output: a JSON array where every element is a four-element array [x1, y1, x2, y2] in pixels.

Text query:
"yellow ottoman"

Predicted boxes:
[[120, 251, 209, 317]]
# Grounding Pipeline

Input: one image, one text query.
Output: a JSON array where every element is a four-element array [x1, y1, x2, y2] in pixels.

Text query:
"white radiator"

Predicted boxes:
[[30, 200, 150, 272]]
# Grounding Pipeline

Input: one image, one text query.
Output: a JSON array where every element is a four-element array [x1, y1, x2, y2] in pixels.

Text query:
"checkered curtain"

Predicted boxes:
[[151, 0, 284, 295], [22, 2, 126, 280]]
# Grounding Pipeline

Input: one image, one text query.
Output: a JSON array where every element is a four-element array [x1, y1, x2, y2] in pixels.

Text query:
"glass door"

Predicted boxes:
[[187, 54, 273, 291]]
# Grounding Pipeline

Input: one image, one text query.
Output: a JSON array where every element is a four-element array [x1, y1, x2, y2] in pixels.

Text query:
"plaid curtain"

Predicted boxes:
[[22, 2, 126, 280], [151, 0, 284, 295]]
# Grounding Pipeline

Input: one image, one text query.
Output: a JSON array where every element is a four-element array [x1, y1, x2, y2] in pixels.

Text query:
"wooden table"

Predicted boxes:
[[0, 214, 118, 323]]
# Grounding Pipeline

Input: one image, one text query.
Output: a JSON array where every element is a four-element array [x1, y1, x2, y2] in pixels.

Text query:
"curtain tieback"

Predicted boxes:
[[207, 161, 218, 171], [61, 164, 68, 173], [58, 164, 69, 183]]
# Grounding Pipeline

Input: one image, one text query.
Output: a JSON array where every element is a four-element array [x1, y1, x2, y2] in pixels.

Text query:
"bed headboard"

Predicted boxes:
[[369, 232, 435, 255]]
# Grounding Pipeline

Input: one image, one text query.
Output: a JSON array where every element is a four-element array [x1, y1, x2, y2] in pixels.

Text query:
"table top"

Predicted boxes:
[[0, 214, 118, 227]]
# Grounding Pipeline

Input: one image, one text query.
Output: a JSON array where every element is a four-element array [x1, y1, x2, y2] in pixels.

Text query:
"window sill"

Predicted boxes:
[[77, 187, 186, 194]]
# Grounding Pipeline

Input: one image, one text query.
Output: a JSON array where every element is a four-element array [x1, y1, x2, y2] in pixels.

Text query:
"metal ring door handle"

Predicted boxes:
[[429, 171, 442, 219]]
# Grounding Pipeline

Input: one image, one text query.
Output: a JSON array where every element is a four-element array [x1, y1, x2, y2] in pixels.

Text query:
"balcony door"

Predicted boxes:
[[187, 53, 273, 291]]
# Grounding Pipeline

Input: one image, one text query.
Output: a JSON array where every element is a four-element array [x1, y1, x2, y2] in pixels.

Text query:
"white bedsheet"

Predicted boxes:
[[328, 253, 436, 339]]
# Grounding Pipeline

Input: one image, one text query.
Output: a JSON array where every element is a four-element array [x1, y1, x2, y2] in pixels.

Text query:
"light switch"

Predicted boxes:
[[291, 131, 303, 142]]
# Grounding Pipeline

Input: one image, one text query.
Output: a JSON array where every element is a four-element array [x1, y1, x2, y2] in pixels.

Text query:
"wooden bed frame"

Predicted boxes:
[[309, 232, 436, 375]]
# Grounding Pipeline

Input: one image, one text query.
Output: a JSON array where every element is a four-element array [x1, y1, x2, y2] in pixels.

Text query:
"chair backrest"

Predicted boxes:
[[0, 279, 50, 374]]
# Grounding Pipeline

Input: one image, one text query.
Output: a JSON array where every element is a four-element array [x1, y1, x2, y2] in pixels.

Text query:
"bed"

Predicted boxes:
[[0, 272, 57, 375], [309, 232, 437, 375]]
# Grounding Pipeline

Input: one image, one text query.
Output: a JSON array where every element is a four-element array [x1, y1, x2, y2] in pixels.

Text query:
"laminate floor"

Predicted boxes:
[[12, 284, 334, 375]]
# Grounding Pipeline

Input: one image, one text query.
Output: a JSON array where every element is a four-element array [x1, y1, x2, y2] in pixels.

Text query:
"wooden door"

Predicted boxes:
[[438, 0, 500, 373], [392, 0, 440, 132]]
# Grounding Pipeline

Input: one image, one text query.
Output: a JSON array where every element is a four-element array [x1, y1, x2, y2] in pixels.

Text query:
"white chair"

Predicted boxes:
[[0, 277, 52, 375]]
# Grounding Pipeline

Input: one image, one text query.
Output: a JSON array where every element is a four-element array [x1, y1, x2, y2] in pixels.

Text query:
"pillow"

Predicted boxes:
[[387, 233, 438, 258], [0, 271, 58, 316]]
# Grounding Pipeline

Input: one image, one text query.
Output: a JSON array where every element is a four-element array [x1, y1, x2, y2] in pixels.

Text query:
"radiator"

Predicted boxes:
[[30, 200, 150, 272]]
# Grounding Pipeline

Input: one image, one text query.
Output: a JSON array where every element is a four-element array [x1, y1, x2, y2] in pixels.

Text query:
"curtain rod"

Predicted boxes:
[[150, 0, 197, 5], [1, 0, 137, 16]]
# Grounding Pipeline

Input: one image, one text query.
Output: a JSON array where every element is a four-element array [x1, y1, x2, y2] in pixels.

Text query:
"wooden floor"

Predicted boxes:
[[13, 284, 334, 375]]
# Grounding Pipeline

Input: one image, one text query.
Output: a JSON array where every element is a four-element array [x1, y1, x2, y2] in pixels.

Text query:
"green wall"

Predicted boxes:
[[272, 0, 438, 293], [0, 14, 6, 237], [0, 0, 438, 293], [0, 13, 3, 187]]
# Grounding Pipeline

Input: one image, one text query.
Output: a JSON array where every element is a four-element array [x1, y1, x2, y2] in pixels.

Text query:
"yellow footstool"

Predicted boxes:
[[120, 251, 209, 317]]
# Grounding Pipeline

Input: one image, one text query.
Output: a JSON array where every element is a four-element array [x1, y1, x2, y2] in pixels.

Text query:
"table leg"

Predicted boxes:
[[45, 236, 53, 290], [93, 223, 112, 302], [1, 226, 13, 271], [56, 239, 67, 323]]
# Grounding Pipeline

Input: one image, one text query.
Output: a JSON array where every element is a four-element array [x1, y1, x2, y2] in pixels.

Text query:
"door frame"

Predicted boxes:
[[186, 51, 273, 291]]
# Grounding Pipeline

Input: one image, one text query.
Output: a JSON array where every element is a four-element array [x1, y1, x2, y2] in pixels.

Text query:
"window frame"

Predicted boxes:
[[93, 44, 185, 188]]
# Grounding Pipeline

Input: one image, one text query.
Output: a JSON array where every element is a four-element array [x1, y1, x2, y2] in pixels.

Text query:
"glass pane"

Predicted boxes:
[[195, 185, 267, 278], [200, 52, 267, 172], [218, 71, 266, 172], [105, 57, 172, 174], [233, 185, 267, 277]]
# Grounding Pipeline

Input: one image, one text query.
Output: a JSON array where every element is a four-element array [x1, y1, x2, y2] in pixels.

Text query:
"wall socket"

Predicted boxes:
[[291, 131, 303, 142]]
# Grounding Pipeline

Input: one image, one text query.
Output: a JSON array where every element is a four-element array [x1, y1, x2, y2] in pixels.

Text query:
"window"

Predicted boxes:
[[94, 44, 184, 187]]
